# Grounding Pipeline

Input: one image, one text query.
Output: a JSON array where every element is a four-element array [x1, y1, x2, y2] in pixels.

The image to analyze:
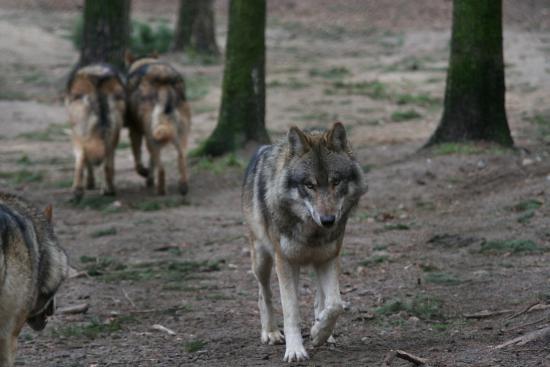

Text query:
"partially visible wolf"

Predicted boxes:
[[0, 192, 68, 366], [66, 63, 126, 200], [125, 54, 191, 195], [242, 122, 367, 362]]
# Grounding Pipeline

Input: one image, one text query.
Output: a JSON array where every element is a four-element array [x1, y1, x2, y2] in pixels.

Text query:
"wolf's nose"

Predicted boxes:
[[320, 215, 336, 227]]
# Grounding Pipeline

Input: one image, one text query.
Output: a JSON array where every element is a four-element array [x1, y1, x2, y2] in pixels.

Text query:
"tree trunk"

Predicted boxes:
[[79, 0, 130, 70], [173, 0, 219, 56], [426, 0, 513, 147], [197, 0, 269, 156]]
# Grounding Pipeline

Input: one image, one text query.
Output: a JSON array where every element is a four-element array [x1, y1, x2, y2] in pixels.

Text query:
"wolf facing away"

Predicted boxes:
[[65, 63, 126, 200], [125, 54, 191, 195], [242, 122, 367, 362], [0, 192, 69, 367]]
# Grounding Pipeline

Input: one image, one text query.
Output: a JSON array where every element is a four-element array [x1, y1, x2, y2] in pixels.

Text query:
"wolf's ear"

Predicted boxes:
[[326, 122, 349, 153], [288, 126, 310, 156], [44, 204, 53, 223], [124, 50, 134, 66]]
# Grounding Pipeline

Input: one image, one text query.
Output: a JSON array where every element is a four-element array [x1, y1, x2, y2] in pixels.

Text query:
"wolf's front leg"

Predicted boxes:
[[102, 149, 116, 196], [72, 148, 85, 200], [0, 334, 15, 367], [275, 255, 308, 362], [311, 258, 343, 347]]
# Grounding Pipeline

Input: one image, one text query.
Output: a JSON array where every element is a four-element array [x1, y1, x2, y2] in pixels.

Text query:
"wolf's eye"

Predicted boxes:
[[304, 182, 315, 190], [332, 178, 341, 186]]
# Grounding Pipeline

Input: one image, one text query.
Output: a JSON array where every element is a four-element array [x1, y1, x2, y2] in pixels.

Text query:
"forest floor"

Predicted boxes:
[[0, 1, 549, 366]]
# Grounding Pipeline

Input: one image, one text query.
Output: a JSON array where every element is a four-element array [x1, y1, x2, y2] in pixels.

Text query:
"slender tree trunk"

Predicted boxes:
[[197, 0, 269, 156], [173, 0, 219, 56], [173, 0, 197, 52], [79, 0, 130, 70], [426, 0, 513, 147]]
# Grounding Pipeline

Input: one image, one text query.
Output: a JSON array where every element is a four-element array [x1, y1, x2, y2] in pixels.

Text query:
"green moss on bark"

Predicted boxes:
[[197, 0, 270, 156], [427, 0, 513, 147]]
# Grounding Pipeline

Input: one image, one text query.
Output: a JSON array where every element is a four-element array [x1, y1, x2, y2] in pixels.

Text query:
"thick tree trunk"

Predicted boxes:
[[198, 0, 269, 156], [426, 0, 513, 147], [79, 0, 130, 70], [172, 0, 219, 56]]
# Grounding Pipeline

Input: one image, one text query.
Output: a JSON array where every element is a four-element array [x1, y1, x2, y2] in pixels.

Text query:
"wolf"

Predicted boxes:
[[65, 63, 126, 200], [242, 122, 367, 362], [125, 54, 191, 195], [0, 191, 69, 366]]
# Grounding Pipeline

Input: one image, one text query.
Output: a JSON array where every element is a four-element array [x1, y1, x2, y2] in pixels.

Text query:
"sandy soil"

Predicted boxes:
[[0, 1, 549, 366]]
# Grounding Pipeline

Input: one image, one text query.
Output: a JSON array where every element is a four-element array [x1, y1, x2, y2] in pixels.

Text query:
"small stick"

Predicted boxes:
[[507, 301, 541, 320], [151, 324, 176, 335], [122, 288, 136, 308], [464, 309, 514, 319], [495, 325, 550, 349], [58, 303, 89, 315], [394, 350, 429, 366], [504, 316, 548, 333]]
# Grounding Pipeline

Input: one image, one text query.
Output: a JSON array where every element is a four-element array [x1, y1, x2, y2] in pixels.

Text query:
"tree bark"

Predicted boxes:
[[172, 0, 219, 56], [197, 0, 269, 156], [78, 0, 130, 70], [426, 0, 513, 147]]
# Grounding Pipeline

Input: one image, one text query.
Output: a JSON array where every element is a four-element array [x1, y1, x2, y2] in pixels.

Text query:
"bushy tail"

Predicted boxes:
[[151, 87, 176, 143]]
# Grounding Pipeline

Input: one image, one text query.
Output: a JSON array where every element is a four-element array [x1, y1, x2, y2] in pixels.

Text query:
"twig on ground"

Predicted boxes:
[[122, 288, 136, 308], [463, 309, 514, 319], [151, 324, 176, 335], [383, 350, 432, 366], [58, 303, 89, 315], [495, 324, 550, 349], [507, 301, 543, 320], [504, 316, 549, 333]]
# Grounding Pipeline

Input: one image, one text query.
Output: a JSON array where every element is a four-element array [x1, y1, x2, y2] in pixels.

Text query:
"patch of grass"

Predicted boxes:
[[424, 272, 463, 286], [132, 197, 188, 212], [52, 316, 135, 339], [512, 199, 542, 212], [184, 339, 207, 353], [390, 109, 422, 122], [479, 239, 542, 255], [432, 322, 449, 331], [17, 123, 67, 141], [117, 141, 131, 150], [0, 89, 29, 101], [193, 153, 245, 174], [325, 80, 389, 100], [53, 179, 73, 189], [296, 111, 339, 123], [526, 112, 550, 143], [0, 170, 44, 185], [395, 93, 441, 107], [16, 155, 32, 165], [375, 295, 443, 320], [71, 196, 118, 212], [267, 77, 308, 89], [384, 223, 410, 231], [90, 227, 117, 238], [431, 143, 487, 156], [360, 254, 389, 266], [81, 255, 223, 284], [308, 66, 351, 80]]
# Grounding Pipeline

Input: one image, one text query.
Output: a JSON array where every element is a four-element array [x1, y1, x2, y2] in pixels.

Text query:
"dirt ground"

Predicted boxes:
[[0, 1, 549, 366]]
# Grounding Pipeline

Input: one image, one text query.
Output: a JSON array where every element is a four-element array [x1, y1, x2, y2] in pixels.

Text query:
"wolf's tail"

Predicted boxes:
[[151, 87, 177, 143]]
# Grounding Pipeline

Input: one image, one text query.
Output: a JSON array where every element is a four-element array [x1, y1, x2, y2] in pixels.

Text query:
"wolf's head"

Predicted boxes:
[[284, 122, 367, 229]]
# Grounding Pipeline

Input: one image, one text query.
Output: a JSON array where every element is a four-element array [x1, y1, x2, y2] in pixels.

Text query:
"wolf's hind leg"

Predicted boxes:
[[130, 128, 148, 178], [86, 162, 95, 189], [175, 137, 189, 195], [102, 149, 116, 196], [72, 148, 85, 200], [252, 242, 283, 345], [311, 258, 343, 347]]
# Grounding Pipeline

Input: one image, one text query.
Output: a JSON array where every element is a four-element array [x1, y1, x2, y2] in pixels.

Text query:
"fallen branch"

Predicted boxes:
[[394, 350, 429, 366], [494, 325, 550, 349], [151, 324, 176, 335], [58, 303, 89, 315], [464, 309, 514, 319], [507, 301, 542, 320]]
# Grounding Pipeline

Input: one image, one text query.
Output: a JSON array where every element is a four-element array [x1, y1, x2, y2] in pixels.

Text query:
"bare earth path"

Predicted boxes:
[[0, 1, 549, 366]]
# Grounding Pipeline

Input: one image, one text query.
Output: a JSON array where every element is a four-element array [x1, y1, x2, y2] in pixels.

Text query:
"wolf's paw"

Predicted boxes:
[[261, 330, 284, 345], [101, 188, 116, 196], [137, 165, 149, 178], [283, 343, 308, 362], [178, 181, 189, 196], [86, 180, 95, 190], [146, 177, 154, 188], [73, 187, 84, 202], [310, 305, 342, 347]]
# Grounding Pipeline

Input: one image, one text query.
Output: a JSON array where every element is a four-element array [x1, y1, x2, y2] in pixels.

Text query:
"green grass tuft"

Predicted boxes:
[[480, 239, 542, 254], [390, 109, 422, 122], [424, 272, 463, 286], [90, 227, 117, 238], [184, 339, 207, 353]]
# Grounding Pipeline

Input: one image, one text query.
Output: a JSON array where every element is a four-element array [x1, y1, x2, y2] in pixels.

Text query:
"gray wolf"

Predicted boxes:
[[0, 192, 69, 366], [242, 122, 367, 362], [65, 63, 126, 200], [125, 54, 191, 195]]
